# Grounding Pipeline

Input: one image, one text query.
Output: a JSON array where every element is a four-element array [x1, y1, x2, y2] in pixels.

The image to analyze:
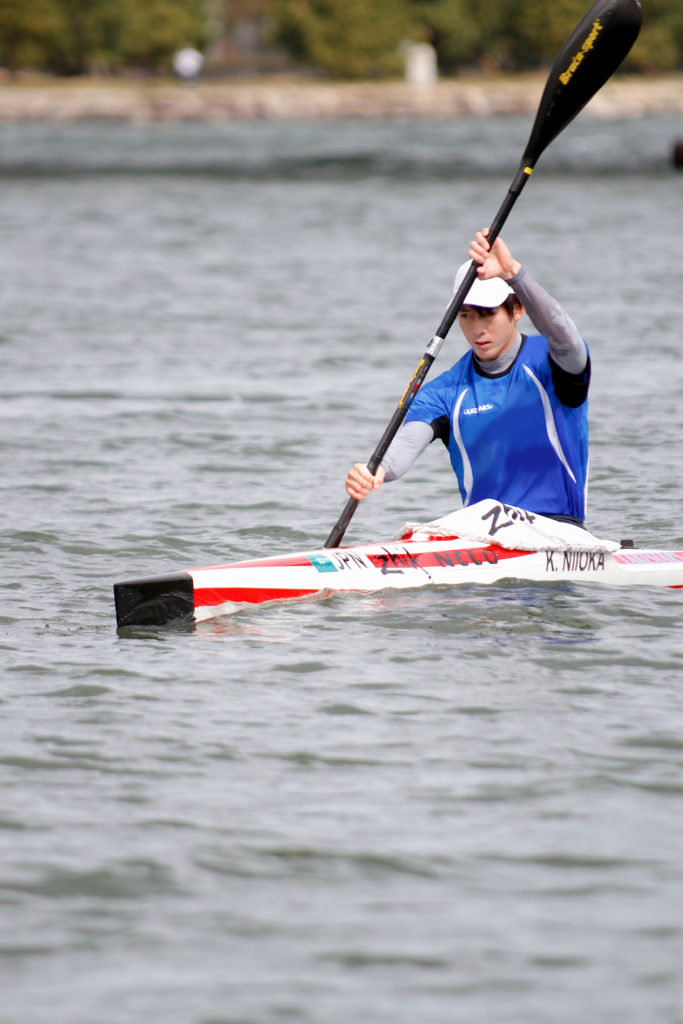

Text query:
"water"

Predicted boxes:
[[1, 114, 682, 1024]]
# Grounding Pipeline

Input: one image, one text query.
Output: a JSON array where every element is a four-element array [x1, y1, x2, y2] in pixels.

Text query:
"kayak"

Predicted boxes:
[[113, 500, 683, 628]]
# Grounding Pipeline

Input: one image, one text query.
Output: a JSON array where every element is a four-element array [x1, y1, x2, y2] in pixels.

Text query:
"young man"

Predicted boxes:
[[346, 230, 590, 524]]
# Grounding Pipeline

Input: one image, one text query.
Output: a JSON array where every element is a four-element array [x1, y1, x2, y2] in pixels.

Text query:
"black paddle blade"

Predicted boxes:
[[523, 0, 642, 169]]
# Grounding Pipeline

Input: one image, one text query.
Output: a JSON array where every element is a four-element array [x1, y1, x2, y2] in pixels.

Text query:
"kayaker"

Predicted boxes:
[[345, 229, 590, 524]]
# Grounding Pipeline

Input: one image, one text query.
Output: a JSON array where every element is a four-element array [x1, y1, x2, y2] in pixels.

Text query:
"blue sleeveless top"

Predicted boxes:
[[404, 334, 590, 521]]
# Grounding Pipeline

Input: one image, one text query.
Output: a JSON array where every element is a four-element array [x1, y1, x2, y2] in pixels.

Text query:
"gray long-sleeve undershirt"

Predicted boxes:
[[381, 267, 588, 482], [510, 267, 586, 375]]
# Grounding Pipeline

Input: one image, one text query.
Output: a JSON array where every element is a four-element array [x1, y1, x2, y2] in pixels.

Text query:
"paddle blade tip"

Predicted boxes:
[[522, 0, 643, 167]]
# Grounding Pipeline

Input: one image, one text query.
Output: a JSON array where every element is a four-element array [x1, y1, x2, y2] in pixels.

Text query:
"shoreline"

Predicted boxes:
[[1, 73, 682, 122]]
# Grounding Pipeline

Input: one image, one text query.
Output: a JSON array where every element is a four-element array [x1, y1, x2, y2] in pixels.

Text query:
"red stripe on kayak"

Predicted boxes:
[[193, 555, 313, 571], [195, 586, 321, 607]]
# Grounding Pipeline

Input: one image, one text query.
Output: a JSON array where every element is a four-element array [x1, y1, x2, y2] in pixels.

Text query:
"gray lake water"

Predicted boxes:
[[1, 114, 682, 1024]]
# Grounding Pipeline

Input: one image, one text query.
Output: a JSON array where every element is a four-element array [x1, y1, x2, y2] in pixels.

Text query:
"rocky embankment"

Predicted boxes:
[[0, 74, 681, 122]]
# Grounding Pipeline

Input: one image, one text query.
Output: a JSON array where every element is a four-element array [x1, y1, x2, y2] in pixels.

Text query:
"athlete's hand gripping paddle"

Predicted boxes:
[[325, 0, 641, 549]]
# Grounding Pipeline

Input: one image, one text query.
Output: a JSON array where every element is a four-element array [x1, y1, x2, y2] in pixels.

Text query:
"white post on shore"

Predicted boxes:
[[403, 43, 437, 88]]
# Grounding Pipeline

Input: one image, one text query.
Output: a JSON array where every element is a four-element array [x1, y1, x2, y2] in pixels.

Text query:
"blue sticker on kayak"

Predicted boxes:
[[310, 554, 338, 574]]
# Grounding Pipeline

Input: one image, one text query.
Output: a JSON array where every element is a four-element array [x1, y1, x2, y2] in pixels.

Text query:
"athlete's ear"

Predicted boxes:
[[513, 303, 525, 323]]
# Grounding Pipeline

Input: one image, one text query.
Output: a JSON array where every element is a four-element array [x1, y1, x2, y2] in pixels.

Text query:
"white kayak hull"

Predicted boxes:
[[114, 533, 683, 628]]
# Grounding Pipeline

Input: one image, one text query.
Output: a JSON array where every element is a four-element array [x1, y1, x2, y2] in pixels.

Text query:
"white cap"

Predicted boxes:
[[453, 260, 513, 308]]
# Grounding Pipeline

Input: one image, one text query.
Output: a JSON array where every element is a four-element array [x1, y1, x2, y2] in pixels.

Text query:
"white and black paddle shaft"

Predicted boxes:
[[325, 0, 641, 549]]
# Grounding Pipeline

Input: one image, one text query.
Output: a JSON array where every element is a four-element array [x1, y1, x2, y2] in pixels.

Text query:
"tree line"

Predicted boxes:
[[1, 0, 681, 77]]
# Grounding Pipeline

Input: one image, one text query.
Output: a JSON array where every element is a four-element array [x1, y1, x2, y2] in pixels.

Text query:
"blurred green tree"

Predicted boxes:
[[1, 0, 681, 76], [626, 0, 683, 70], [510, 0, 598, 67], [116, 0, 206, 71], [270, 0, 683, 75], [0, 0, 65, 70], [0, 0, 206, 73], [270, 0, 416, 78], [411, 0, 490, 72]]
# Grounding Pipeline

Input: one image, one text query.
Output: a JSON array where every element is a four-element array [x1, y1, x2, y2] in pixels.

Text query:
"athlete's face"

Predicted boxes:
[[458, 303, 524, 362]]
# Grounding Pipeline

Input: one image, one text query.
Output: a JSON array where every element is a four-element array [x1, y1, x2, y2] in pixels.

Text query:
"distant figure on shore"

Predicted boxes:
[[173, 47, 204, 82]]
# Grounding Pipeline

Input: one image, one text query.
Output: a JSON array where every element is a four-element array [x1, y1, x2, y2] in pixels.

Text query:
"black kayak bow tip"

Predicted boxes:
[[114, 572, 195, 628]]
